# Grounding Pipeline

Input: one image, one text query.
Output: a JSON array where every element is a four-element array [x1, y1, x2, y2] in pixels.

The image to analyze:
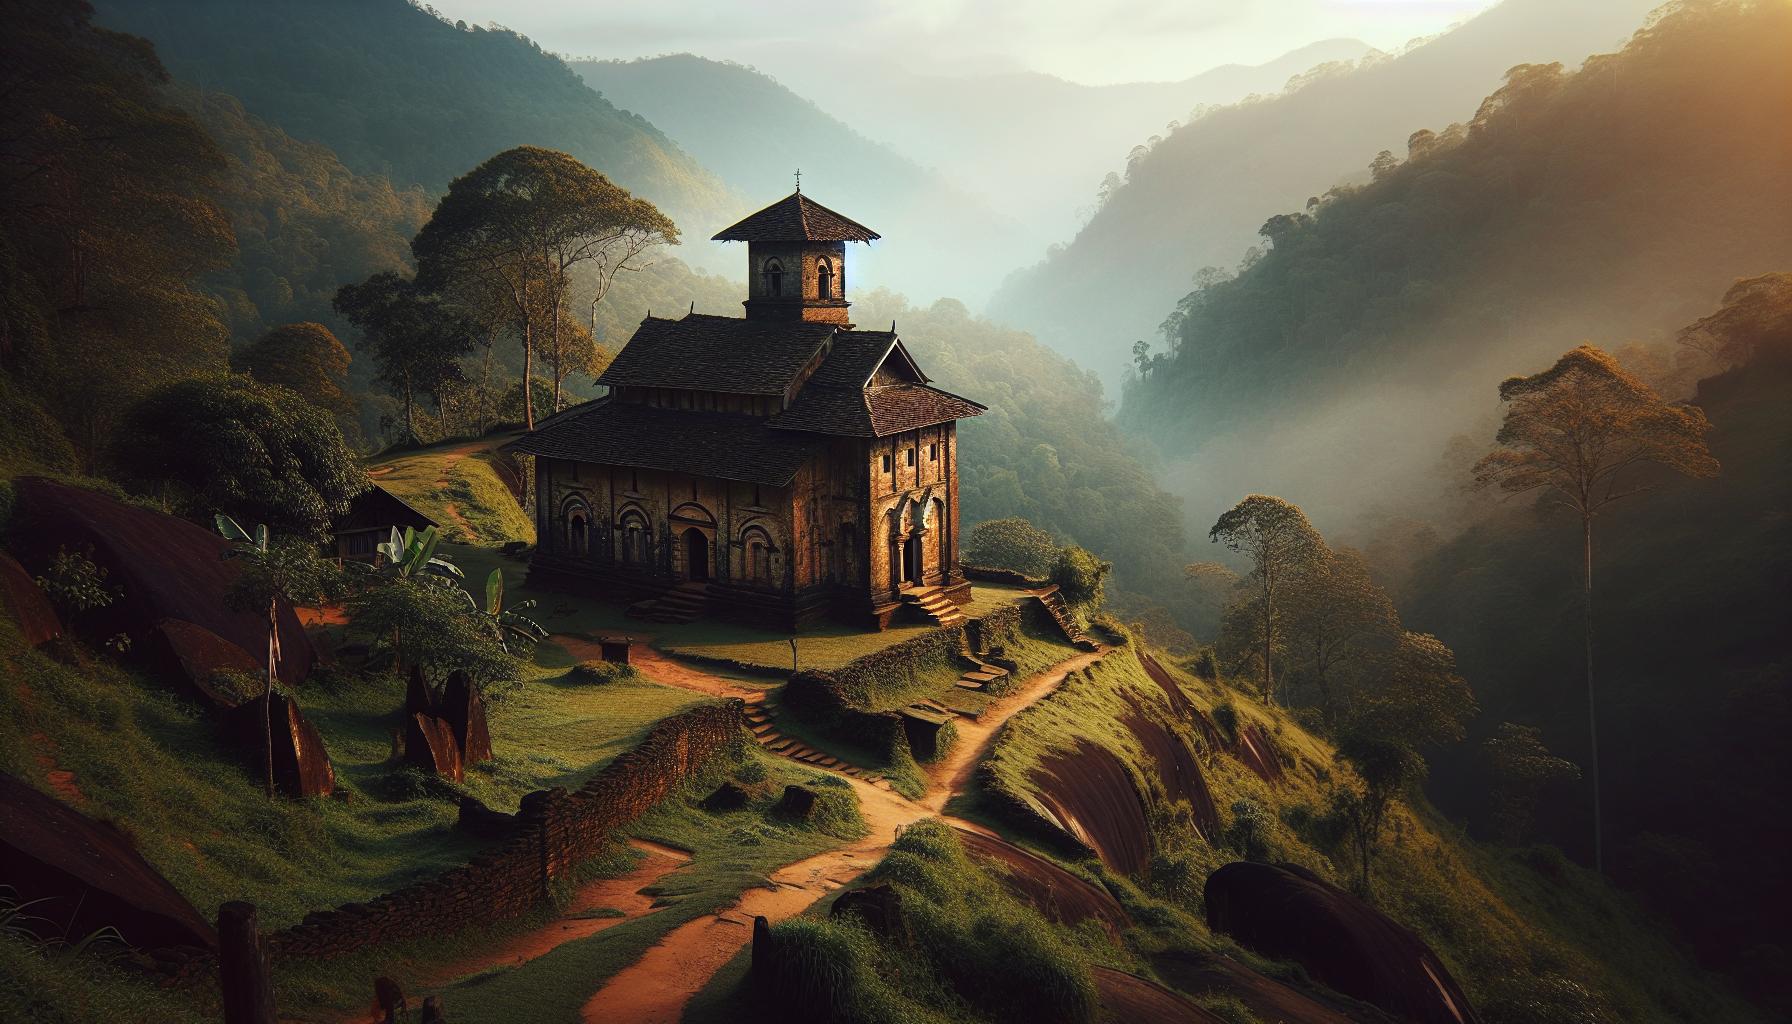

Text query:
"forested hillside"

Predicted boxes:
[[850, 291, 1189, 620], [574, 55, 1027, 304], [1116, 0, 1792, 536], [1393, 303, 1792, 1013], [91, 0, 733, 235], [989, 0, 1661, 382]]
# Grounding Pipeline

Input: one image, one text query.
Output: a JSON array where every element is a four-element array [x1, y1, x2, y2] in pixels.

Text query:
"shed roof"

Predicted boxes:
[[596, 314, 837, 396]]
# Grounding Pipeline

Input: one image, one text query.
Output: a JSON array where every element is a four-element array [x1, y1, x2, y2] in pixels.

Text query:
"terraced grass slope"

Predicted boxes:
[[366, 437, 534, 546]]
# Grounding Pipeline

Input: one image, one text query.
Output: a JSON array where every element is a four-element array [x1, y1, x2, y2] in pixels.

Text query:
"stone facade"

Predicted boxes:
[[514, 191, 983, 631]]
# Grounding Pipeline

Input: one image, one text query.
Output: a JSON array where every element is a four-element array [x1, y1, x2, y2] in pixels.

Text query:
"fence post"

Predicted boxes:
[[219, 900, 276, 1024]]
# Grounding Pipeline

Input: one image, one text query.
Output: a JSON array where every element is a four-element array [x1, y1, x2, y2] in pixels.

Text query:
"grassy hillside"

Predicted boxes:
[[952, 641, 1758, 1022], [367, 438, 535, 545], [91, 0, 734, 231], [989, 0, 1664, 383]]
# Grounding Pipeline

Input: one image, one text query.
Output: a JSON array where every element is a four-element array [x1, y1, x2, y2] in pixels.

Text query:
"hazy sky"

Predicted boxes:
[[430, 0, 1500, 84]]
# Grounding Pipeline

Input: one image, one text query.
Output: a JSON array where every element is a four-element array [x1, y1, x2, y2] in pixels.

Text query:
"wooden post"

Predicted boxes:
[[218, 901, 275, 1024]]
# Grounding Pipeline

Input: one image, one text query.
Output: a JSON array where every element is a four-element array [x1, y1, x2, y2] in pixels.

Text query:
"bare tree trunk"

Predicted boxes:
[[1584, 513, 1602, 874], [403, 378, 415, 444], [477, 335, 495, 436], [1262, 572, 1275, 705], [264, 600, 276, 799], [550, 294, 563, 413], [522, 316, 535, 431]]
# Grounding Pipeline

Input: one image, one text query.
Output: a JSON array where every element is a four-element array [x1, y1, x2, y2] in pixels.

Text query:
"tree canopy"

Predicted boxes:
[[114, 375, 364, 540]]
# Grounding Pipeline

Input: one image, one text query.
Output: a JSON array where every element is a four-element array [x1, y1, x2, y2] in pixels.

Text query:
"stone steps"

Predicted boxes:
[[742, 698, 882, 784]]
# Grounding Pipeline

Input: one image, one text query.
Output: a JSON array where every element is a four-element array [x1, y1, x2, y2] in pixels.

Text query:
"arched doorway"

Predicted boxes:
[[901, 533, 922, 587], [682, 528, 710, 582]]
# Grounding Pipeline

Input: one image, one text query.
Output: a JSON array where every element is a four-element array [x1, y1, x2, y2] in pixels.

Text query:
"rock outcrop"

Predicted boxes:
[[0, 772, 216, 953], [1204, 861, 1479, 1024], [0, 550, 60, 646]]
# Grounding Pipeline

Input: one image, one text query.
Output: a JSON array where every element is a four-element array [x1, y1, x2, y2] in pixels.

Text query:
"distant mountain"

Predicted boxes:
[[574, 54, 1030, 305], [760, 38, 1375, 246], [1117, 0, 1792, 537], [90, 0, 734, 241], [989, 0, 1663, 383]]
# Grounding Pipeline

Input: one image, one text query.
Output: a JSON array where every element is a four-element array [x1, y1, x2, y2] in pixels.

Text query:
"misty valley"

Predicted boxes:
[[1, 1, 1787, 1023]]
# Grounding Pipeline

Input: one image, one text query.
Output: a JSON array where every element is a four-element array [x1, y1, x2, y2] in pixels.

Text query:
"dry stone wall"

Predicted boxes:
[[270, 699, 742, 959]]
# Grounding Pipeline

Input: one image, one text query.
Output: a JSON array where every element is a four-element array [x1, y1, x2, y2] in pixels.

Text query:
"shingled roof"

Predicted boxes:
[[712, 192, 880, 243], [768, 331, 983, 437], [508, 399, 826, 486], [597, 314, 837, 396]]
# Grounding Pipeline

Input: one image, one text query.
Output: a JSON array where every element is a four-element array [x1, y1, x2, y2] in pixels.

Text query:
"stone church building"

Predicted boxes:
[[513, 191, 984, 630]]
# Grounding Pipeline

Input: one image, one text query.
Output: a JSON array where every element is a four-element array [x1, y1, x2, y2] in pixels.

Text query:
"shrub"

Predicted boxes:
[[1050, 545, 1111, 608], [1190, 648, 1219, 681], [569, 660, 638, 685], [733, 758, 768, 785], [1225, 798, 1274, 862], [964, 517, 1058, 577], [1211, 699, 1240, 742], [34, 546, 119, 614]]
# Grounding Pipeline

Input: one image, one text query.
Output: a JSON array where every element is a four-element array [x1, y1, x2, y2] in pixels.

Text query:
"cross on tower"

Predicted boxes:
[[794, 168, 801, 193]]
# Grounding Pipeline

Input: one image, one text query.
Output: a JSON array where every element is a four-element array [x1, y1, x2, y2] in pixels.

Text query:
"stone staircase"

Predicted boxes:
[[901, 585, 966, 628], [1037, 588, 1100, 651], [740, 693, 889, 787], [626, 582, 709, 624], [953, 632, 1011, 693]]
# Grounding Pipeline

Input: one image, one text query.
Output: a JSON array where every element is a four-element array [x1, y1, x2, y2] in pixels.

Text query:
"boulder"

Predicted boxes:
[[699, 781, 750, 811], [228, 692, 336, 798], [772, 784, 819, 821], [404, 665, 440, 719], [0, 772, 216, 952], [0, 550, 60, 646], [831, 883, 908, 942], [148, 618, 262, 709], [1204, 861, 1479, 1024], [442, 671, 492, 766], [6, 477, 314, 682], [405, 712, 463, 783], [455, 796, 516, 840]]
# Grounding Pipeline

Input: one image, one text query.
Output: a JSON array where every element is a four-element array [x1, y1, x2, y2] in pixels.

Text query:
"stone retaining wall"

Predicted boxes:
[[270, 699, 743, 959]]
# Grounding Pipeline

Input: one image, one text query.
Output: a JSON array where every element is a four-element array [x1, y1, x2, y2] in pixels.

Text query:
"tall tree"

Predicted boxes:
[[412, 146, 676, 426], [1675, 272, 1792, 371], [1473, 345, 1718, 872], [1345, 631, 1477, 750], [1208, 495, 1323, 704], [1280, 545, 1399, 728], [334, 271, 471, 443], [1482, 723, 1580, 846]]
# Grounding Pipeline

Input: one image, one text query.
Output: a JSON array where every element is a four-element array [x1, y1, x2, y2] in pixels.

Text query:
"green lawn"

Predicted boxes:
[[367, 437, 534, 545]]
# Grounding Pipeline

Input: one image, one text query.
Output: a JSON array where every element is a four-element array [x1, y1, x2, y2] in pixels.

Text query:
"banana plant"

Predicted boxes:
[[214, 514, 282, 799], [471, 567, 547, 651], [371, 525, 464, 583]]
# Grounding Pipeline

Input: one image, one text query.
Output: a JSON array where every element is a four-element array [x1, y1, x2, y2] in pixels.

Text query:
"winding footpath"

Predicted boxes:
[[575, 646, 1109, 1024]]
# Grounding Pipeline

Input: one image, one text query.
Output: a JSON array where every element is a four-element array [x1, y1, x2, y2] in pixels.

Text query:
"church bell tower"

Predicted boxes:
[[712, 186, 880, 326]]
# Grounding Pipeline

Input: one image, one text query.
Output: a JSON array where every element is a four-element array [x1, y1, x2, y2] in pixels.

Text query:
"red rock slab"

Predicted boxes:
[[406, 712, 464, 783], [1028, 739, 1152, 874], [1093, 967, 1227, 1023], [954, 826, 1130, 937], [0, 550, 60, 646], [149, 617, 262, 709], [1152, 949, 1360, 1024], [0, 771, 216, 952]]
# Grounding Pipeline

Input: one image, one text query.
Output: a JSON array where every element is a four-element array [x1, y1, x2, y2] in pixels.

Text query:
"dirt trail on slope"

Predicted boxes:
[[578, 648, 1107, 1023], [548, 636, 768, 701]]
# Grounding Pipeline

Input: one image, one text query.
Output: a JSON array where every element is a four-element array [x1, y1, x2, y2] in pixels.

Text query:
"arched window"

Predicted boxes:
[[816, 259, 832, 299], [562, 497, 591, 556], [765, 258, 784, 298], [742, 525, 775, 586], [619, 509, 650, 565]]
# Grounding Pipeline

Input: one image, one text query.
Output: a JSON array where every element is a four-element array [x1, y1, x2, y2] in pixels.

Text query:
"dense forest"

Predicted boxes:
[[91, 0, 733, 233], [989, 0, 1662, 382], [1113, 0, 1792, 537]]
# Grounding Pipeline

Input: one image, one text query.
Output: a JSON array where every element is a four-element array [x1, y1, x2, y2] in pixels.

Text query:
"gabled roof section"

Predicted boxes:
[[769, 330, 983, 437], [712, 192, 881, 243], [596, 313, 837, 396]]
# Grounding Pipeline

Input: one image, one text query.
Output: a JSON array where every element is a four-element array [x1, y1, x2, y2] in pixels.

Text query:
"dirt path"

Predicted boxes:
[[549, 636, 769, 701], [577, 648, 1107, 1023]]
